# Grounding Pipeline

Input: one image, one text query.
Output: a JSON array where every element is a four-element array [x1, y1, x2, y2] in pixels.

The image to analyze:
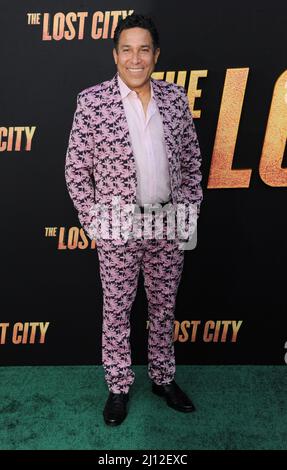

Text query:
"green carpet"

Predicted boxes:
[[0, 366, 286, 450]]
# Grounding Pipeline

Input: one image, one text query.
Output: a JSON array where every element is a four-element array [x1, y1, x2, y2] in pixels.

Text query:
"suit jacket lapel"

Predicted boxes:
[[107, 72, 135, 161], [150, 77, 174, 168], [106, 72, 138, 201]]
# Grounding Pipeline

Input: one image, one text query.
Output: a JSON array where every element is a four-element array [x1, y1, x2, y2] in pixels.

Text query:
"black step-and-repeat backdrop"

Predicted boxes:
[[1, 0, 286, 365]]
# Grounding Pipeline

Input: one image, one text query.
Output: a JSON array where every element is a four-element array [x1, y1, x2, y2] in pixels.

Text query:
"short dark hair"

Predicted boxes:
[[113, 13, 160, 53]]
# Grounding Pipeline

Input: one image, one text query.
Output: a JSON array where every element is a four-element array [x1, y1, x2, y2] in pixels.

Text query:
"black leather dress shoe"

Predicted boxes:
[[103, 391, 129, 426], [152, 380, 195, 412]]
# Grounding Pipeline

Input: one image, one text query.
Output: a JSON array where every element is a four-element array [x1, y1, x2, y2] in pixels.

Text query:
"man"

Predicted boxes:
[[65, 13, 203, 426]]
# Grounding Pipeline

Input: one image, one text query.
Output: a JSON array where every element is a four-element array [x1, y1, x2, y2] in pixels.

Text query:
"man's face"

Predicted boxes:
[[113, 27, 160, 91]]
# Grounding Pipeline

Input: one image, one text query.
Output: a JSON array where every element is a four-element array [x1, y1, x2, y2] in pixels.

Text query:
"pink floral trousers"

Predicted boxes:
[[96, 212, 185, 393]]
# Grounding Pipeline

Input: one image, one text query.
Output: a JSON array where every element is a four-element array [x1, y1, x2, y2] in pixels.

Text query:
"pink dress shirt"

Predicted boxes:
[[117, 73, 171, 206]]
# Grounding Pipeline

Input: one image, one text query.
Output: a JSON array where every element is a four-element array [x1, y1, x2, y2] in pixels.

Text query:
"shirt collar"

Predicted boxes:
[[117, 72, 154, 100]]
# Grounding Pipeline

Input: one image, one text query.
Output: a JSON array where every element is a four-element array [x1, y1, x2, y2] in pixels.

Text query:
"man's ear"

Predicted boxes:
[[112, 48, 118, 65], [154, 47, 160, 64]]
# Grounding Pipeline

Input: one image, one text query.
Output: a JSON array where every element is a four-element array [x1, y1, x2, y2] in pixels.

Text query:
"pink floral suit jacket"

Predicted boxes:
[[65, 72, 203, 243]]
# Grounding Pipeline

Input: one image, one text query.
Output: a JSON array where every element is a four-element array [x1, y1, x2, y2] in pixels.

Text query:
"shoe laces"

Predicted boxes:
[[110, 393, 128, 407]]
